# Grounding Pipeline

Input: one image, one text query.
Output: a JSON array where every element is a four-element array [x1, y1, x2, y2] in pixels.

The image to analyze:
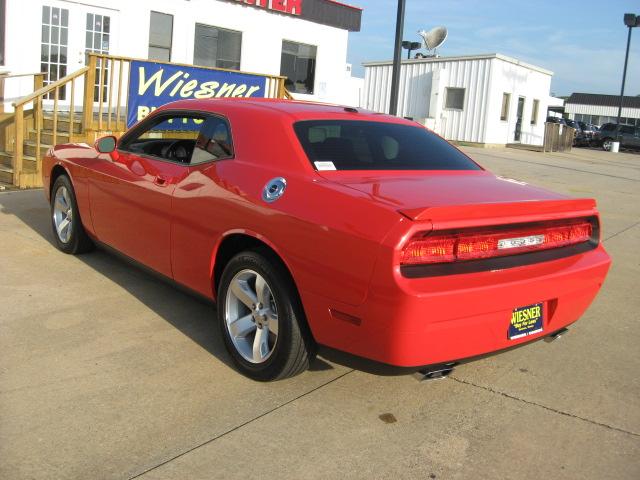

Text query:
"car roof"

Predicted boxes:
[[155, 98, 417, 125]]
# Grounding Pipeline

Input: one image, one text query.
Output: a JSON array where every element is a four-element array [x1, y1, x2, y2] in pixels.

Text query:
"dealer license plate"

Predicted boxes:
[[508, 302, 544, 340]]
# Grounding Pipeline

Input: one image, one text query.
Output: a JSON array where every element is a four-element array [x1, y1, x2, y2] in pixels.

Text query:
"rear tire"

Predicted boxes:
[[50, 175, 94, 254], [602, 138, 613, 151], [217, 249, 314, 381]]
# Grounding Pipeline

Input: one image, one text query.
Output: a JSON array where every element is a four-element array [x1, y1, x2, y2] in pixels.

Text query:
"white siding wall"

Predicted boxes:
[[362, 55, 553, 146], [2, 0, 354, 108], [484, 58, 551, 146], [565, 103, 640, 119]]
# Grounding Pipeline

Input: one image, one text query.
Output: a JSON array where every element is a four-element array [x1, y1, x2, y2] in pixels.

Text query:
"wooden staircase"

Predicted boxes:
[[0, 113, 82, 187]]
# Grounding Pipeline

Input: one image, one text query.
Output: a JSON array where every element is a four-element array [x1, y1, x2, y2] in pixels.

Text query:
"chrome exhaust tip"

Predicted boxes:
[[414, 363, 456, 381], [544, 327, 568, 343]]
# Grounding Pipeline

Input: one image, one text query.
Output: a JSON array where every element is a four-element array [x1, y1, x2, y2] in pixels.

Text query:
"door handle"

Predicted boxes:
[[154, 175, 168, 186]]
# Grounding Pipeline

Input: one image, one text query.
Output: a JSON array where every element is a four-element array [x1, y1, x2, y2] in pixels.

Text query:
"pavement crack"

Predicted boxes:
[[449, 375, 640, 438], [128, 369, 355, 479], [603, 220, 640, 242]]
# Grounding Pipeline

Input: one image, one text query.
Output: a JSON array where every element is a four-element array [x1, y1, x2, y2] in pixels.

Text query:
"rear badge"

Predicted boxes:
[[497, 234, 544, 250], [509, 302, 544, 340]]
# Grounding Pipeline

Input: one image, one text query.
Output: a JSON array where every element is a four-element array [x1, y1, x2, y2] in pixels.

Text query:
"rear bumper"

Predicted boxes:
[[302, 245, 611, 367]]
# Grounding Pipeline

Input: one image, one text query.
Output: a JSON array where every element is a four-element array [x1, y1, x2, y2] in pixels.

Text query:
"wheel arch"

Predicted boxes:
[[211, 230, 297, 299], [211, 230, 316, 342], [49, 163, 70, 197]]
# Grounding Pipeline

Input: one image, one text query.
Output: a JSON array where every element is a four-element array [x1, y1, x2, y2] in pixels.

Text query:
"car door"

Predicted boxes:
[[88, 111, 201, 278], [169, 114, 236, 297]]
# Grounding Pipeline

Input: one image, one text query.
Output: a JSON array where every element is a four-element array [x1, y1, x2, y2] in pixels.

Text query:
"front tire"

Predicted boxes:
[[602, 138, 613, 151], [50, 174, 94, 254], [217, 249, 314, 381]]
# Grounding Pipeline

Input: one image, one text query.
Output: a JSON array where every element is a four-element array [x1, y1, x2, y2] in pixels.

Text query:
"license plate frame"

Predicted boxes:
[[508, 302, 544, 340]]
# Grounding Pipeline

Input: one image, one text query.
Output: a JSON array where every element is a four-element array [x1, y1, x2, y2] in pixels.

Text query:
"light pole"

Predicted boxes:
[[616, 13, 639, 125], [389, 0, 406, 116]]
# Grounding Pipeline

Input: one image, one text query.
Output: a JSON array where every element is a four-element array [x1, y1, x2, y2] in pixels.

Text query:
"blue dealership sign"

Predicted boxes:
[[127, 60, 268, 128]]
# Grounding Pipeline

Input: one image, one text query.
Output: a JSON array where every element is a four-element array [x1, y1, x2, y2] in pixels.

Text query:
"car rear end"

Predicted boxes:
[[291, 113, 611, 368], [351, 200, 610, 367]]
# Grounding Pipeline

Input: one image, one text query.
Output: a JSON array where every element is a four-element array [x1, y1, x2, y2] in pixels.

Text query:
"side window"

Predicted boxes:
[[120, 113, 233, 164], [120, 113, 201, 163], [620, 125, 634, 135]]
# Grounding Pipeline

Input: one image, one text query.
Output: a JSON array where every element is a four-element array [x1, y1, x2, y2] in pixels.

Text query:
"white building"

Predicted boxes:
[[363, 54, 555, 146], [565, 93, 640, 127], [0, 0, 363, 108]]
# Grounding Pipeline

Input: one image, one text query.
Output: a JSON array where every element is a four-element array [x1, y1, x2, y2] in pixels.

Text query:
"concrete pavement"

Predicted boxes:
[[1, 146, 639, 479]]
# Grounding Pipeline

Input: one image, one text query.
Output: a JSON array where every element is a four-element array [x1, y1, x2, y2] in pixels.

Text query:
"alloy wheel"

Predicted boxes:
[[225, 269, 279, 363], [53, 185, 73, 244]]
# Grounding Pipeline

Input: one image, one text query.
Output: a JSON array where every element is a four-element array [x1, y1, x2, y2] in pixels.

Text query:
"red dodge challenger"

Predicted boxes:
[[43, 99, 611, 381]]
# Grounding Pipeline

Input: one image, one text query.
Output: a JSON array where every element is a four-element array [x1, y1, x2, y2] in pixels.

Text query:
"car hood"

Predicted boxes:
[[317, 170, 596, 226]]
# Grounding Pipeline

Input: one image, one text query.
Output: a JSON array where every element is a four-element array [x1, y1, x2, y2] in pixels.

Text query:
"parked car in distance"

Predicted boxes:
[[595, 123, 640, 151], [562, 119, 581, 145], [576, 121, 597, 147], [42, 99, 612, 381]]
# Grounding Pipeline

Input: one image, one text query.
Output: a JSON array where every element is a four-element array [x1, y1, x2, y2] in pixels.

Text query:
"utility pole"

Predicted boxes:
[[389, 0, 406, 116], [616, 13, 639, 125]]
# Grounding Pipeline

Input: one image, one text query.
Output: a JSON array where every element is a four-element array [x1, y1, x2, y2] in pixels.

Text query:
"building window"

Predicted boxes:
[[86, 13, 111, 102], [531, 99, 539, 125], [444, 87, 465, 110], [281, 40, 316, 95], [41, 5, 69, 100], [194, 24, 242, 70], [500, 93, 510, 121], [0, 0, 5, 66], [148, 11, 173, 62]]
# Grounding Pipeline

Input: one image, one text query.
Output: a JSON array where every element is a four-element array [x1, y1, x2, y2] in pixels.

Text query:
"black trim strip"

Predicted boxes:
[[400, 216, 600, 278]]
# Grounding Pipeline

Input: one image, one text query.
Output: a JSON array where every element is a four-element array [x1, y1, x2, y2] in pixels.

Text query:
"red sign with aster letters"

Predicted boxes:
[[234, 0, 303, 16]]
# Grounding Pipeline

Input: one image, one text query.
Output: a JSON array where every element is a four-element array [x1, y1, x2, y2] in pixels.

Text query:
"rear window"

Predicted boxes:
[[293, 120, 481, 171]]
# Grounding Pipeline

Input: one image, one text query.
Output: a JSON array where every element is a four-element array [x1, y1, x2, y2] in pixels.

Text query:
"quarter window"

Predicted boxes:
[[194, 24, 242, 70], [120, 113, 233, 164], [500, 93, 510, 121], [281, 40, 316, 95], [444, 87, 465, 110], [148, 11, 173, 61]]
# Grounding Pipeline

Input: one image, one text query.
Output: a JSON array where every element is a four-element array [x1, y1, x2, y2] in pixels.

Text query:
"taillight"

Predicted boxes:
[[400, 219, 593, 265]]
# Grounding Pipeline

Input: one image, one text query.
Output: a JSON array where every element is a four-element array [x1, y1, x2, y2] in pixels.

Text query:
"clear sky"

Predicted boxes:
[[347, 0, 640, 97]]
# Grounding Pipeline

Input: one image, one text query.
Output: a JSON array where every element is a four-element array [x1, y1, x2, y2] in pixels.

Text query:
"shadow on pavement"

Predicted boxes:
[[0, 189, 335, 375]]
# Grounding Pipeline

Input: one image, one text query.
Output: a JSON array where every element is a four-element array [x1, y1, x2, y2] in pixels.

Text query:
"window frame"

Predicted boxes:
[[193, 23, 242, 70], [148, 11, 173, 62], [444, 87, 465, 111], [280, 39, 317, 95], [500, 93, 511, 122], [118, 109, 235, 166]]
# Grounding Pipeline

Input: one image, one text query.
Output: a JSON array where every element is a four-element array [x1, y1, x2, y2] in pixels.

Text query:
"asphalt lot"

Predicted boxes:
[[1, 146, 639, 479]]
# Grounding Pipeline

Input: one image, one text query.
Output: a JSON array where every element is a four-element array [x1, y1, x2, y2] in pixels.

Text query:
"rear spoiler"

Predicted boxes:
[[398, 198, 598, 230]]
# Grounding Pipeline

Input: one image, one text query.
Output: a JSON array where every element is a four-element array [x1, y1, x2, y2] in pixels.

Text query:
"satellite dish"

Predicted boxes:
[[418, 26, 448, 56]]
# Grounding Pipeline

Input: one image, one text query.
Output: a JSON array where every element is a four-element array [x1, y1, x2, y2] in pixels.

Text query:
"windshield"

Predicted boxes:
[[293, 120, 481, 171]]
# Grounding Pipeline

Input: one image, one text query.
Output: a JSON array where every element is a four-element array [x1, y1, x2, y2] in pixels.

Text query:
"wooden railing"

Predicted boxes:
[[82, 53, 290, 137], [12, 67, 89, 186], [9, 53, 291, 188]]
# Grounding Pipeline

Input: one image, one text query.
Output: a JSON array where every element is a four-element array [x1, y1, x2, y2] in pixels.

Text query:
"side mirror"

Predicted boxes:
[[95, 136, 117, 153]]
